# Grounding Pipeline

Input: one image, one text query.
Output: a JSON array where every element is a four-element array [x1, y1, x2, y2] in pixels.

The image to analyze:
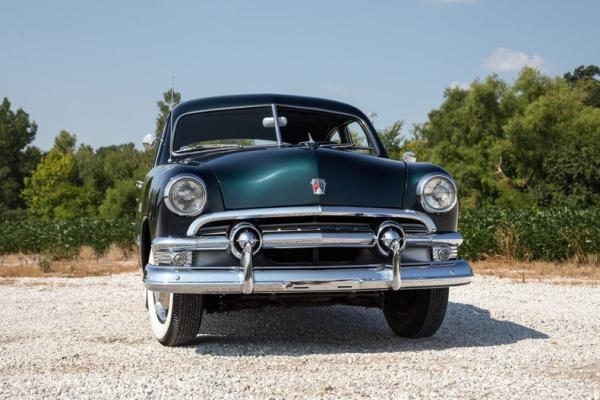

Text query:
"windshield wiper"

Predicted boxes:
[[317, 143, 375, 152], [178, 143, 242, 153]]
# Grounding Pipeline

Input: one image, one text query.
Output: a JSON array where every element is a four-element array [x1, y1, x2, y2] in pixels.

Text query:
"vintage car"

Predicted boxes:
[[138, 94, 472, 346]]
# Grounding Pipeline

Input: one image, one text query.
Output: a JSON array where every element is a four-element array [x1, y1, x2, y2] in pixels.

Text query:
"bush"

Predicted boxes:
[[459, 207, 600, 261], [0, 217, 136, 258]]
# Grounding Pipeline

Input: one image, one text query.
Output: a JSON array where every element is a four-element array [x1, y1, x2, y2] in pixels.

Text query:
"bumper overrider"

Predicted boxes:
[[143, 206, 473, 294]]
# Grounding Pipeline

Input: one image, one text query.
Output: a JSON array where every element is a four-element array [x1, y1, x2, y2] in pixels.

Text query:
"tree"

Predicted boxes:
[[0, 98, 41, 212], [53, 130, 77, 153], [99, 178, 139, 219], [417, 74, 515, 206], [416, 67, 600, 208], [399, 124, 431, 162], [377, 121, 404, 160], [23, 131, 97, 218], [505, 80, 600, 206], [564, 65, 600, 108], [155, 88, 181, 136], [564, 65, 600, 83]]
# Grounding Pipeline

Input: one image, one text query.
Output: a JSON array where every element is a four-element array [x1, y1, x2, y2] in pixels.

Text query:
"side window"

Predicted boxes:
[[345, 122, 374, 155], [327, 128, 342, 144]]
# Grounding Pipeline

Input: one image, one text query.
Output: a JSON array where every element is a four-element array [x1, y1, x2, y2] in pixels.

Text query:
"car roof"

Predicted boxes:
[[171, 94, 367, 121]]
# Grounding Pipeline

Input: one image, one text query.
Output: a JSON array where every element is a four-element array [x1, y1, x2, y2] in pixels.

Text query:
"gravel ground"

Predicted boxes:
[[0, 274, 598, 399]]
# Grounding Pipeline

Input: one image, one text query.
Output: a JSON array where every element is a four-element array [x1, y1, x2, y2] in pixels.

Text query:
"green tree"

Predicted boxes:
[[399, 124, 431, 162], [417, 67, 600, 208], [155, 88, 182, 136], [418, 75, 515, 206], [0, 98, 41, 212], [505, 79, 600, 206], [564, 65, 600, 108], [377, 121, 404, 160], [99, 178, 139, 219], [95, 144, 147, 219], [22, 131, 96, 218]]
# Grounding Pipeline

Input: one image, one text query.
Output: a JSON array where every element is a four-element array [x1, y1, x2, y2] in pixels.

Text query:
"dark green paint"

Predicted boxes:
[[203, 147, 406, 209]]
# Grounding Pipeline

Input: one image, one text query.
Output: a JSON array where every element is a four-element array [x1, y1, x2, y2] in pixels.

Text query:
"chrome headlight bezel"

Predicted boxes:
[[164, 174, 208, 217], [416, 173, 457, 214]]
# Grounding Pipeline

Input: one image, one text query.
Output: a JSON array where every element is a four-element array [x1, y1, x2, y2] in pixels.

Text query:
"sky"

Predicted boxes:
[[1, 0, 598, 151]]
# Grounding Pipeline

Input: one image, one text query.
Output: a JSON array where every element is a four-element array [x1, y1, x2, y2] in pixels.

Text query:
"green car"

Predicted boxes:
[[138, 94, 473, 346]]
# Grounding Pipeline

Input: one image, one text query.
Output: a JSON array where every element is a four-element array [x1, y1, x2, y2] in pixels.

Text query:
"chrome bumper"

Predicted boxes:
[[145, 205, 472, 294], [143, 259, 473, 294]]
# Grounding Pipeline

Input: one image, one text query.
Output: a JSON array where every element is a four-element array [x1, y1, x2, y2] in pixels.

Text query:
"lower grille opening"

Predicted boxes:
[[263, 248, 363, 266]]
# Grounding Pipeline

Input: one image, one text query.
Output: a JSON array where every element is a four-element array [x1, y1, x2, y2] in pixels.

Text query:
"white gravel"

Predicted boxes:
[[0, 273, 599, 399]]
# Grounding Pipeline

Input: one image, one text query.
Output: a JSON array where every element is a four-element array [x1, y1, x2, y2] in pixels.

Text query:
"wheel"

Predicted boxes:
[[147, 290, 204, 346], [383, 288, 449, 338]]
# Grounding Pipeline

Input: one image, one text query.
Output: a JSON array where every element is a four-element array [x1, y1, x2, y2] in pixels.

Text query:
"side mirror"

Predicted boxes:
[[402, 151, 417, 163], [142, 134, 159, 151]]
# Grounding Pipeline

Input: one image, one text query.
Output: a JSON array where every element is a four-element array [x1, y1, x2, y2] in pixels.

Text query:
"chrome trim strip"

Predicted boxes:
[[262, 231, 375, 249], [405, 232, 463, 247], [186, 206, 437, 236], [152, 236, 229, 252], [143, 259, 473, 294]]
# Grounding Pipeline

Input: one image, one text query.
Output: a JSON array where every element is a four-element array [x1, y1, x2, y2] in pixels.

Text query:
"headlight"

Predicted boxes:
[[164, 174, 207, 216], [417, 174, 457, 213]]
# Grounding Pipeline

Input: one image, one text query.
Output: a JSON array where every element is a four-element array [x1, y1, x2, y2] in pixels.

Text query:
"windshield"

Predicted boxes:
[[173, 106, 278, 152], [172, 105, 376, 155], [276, 106, 375, 154]]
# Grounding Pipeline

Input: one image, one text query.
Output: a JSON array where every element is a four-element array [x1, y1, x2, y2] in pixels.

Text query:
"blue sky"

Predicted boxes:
[[1, 0, 598, 150]]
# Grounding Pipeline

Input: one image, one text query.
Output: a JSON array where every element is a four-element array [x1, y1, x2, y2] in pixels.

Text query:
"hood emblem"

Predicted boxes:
[[311, 178, 327, 195]]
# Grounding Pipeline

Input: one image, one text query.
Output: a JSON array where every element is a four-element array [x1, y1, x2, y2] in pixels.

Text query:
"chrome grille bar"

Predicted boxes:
[[262, 231, 375, 249], [186, 206, 436, 236]]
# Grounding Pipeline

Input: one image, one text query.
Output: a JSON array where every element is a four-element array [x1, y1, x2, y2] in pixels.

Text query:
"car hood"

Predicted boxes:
[[183, 147, 406, 210]]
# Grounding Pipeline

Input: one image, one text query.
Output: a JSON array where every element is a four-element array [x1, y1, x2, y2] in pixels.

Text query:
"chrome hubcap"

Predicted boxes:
[[153, 291, 171, 323]]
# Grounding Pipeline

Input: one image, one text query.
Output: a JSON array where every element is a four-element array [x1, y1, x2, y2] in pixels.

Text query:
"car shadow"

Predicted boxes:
[[193, 302, 549, 356]]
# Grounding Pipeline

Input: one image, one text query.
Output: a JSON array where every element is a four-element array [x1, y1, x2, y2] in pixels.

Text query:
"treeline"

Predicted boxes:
[[21, 131, 149, 219], [0, 91, 177, 219]]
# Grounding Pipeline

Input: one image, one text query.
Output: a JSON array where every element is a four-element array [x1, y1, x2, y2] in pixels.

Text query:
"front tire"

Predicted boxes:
[[383, 288, 449, 338], [147, 290, 203, 346]]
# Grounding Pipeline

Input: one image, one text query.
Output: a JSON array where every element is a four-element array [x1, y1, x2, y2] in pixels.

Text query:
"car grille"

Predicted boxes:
[[195, 216, 429, 267], [197, 217, 429, 236]]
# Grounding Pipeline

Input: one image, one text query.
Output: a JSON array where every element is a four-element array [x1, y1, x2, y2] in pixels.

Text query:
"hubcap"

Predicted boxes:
[[153, 291, 171, 323]]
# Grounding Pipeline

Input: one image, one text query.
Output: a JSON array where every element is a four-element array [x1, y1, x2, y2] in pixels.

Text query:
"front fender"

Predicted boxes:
[[403, 162, 458, 232], [140, 164, 225, 239]]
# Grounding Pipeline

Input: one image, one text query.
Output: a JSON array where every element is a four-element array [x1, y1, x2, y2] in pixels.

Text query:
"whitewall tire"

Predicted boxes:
[[146, 248, 203, 346], [147, 290, 204, 346]]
